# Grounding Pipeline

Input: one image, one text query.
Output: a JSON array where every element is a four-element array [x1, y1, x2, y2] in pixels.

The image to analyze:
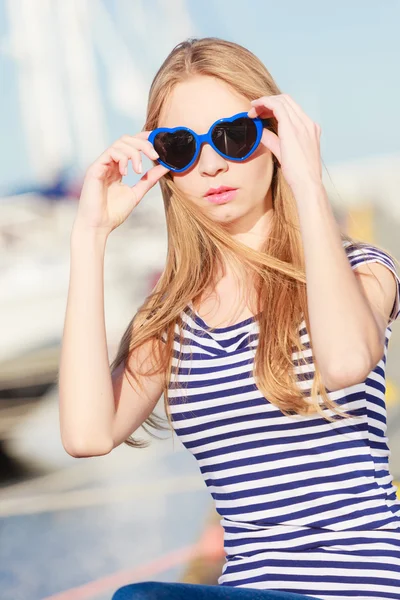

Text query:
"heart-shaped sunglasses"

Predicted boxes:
[[148, 111, 274, 173]]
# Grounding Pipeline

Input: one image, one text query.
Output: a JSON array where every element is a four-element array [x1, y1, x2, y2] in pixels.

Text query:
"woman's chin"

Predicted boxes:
[[208, 206, 240, 225]]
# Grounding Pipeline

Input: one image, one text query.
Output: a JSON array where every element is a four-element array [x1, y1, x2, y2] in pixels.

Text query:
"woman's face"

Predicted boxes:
[[157, 75, 275, 228]]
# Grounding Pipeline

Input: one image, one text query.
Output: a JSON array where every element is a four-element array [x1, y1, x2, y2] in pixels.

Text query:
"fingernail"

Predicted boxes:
[[124, 166, 128, 175], [152, 151, 159, 159], [138, 161, 142, 173]]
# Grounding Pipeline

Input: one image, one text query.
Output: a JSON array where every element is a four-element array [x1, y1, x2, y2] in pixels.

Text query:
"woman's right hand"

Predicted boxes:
[[73, 131, 170, 236]]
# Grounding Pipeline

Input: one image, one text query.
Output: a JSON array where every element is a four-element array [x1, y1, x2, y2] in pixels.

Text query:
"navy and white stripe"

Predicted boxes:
[[165, 241, 400, 599]]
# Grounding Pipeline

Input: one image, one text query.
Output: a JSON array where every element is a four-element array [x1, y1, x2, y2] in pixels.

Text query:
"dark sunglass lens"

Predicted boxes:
[[211, 117, 257, 158], [153, 130, 196, 170]]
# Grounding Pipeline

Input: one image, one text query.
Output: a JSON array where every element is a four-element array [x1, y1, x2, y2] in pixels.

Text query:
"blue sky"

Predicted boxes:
[[0, 0, 399, 191]]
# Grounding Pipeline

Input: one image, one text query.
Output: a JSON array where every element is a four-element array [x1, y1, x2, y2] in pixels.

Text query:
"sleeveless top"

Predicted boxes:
[[162, 241, 400, 599]]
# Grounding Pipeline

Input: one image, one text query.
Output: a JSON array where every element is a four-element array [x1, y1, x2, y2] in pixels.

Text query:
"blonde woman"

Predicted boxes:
[[59, 37, 400, 600]]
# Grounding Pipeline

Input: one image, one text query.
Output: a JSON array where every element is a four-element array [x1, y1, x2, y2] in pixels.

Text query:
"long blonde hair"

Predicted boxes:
[[110, 37, 395, 448]]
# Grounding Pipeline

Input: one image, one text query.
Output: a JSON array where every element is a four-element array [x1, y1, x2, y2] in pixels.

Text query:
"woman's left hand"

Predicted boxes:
[[248, 94, 323, 194]]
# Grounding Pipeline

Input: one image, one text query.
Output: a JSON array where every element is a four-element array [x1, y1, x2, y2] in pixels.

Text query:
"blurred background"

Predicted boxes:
[[0, 1, 399, 598]]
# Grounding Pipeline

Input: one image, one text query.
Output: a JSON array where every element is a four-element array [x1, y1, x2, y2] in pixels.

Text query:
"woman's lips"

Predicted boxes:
[[206, 189, 238, 204]]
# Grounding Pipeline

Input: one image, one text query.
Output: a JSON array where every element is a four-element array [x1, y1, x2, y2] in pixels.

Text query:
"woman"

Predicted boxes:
[[59, 37, 400, 599]]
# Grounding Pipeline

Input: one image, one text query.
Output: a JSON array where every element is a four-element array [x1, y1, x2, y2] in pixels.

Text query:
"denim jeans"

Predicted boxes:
[[111, 581, 321, 599]]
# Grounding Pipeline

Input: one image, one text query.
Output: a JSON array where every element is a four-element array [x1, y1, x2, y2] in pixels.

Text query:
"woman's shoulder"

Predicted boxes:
[[342, 238, 400, 326]]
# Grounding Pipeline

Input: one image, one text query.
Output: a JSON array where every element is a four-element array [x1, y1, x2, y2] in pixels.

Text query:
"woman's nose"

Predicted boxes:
[[197, 143, 228, 176]]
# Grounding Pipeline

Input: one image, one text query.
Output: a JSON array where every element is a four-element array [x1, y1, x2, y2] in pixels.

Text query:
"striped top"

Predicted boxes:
[[165, 241, 400, 599]]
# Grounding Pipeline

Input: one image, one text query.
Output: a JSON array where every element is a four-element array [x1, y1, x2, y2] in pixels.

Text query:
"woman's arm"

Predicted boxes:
[[248, 94, 398, 390], [295, 183, 397, 390], [58, 224, 164, 457], [58, 225, 115, 455]]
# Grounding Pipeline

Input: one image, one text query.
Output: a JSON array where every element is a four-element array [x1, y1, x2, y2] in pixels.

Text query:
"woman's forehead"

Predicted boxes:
[[157, 77, 249, 131]]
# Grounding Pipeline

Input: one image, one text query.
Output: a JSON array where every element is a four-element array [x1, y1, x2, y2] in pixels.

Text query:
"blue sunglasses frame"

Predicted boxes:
[[148, 111, 273, 173]]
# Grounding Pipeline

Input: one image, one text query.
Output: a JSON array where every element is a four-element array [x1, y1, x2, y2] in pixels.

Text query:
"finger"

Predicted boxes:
[[113, 140, 145, 175], [100, 147, 128, 177], [247, 101, 274, 119], [249, 96, 299, 130], [131, 164, 170, 202], [135, 130, 152, 140], [119, 136, 159, 162], [280, 94, 314, 127], [260, 129, 281, 164], [108, 145, 133, 176], [248, 95, 291, 119], [278, 96, 312, 133], [278, 95, 305, 129]]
